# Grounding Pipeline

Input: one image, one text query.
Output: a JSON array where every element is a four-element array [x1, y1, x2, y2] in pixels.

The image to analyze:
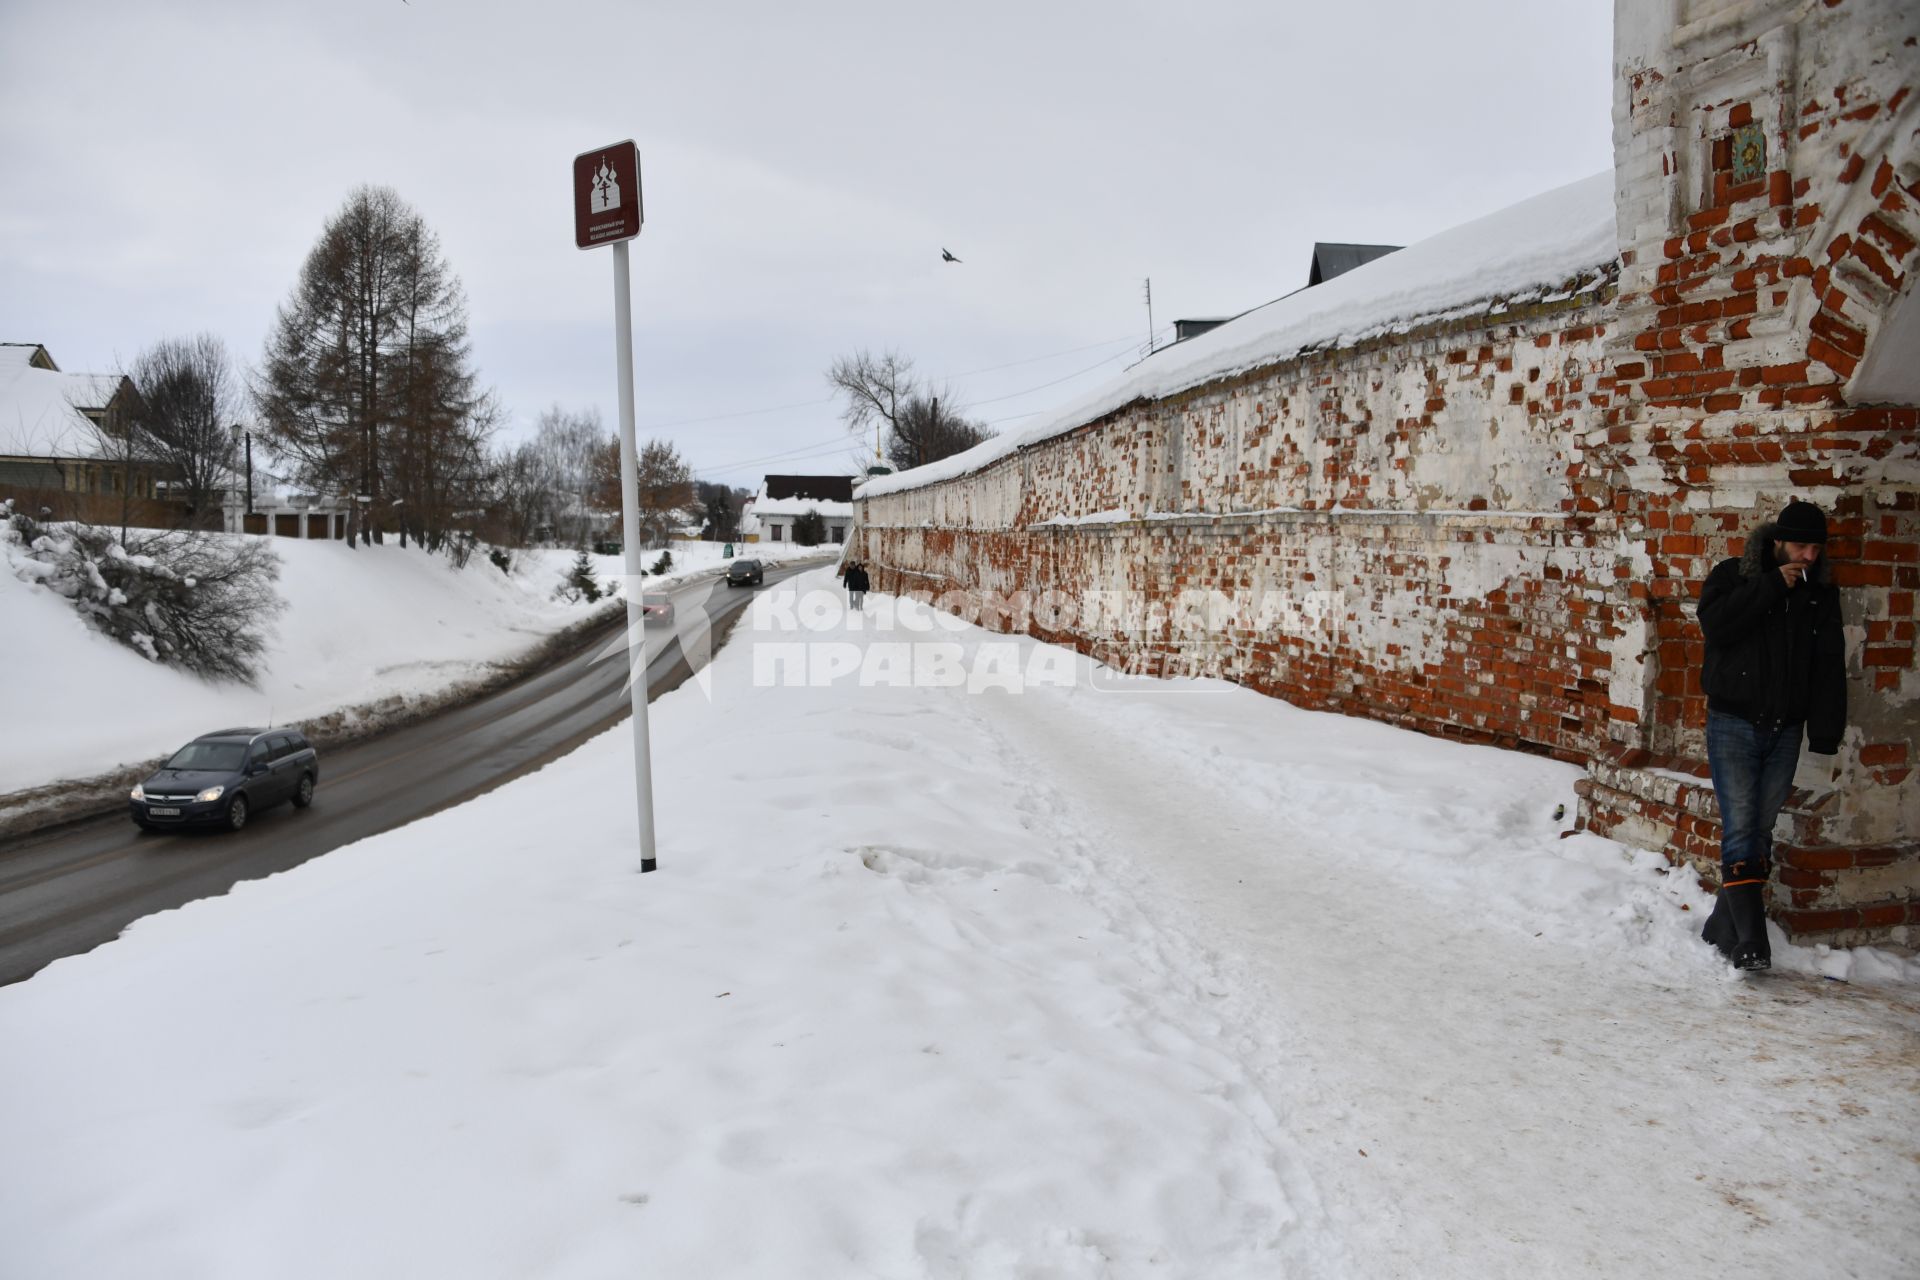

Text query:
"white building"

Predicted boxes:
[[740, 474, 854, 546]]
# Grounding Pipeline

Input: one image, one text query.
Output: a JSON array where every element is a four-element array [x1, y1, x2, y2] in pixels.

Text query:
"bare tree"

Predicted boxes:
[[488, 437, 547, 548], [828, 349, 915, 453], [5, 507, 282, 683], [386, 220, 497, 550], [828, 348, 993, 472], [888, 393, 991, 471], [128, 334, 239, 530], [617, 438, 695, 548], [529, 406, 611, 545], [255, 184, 491, 549]]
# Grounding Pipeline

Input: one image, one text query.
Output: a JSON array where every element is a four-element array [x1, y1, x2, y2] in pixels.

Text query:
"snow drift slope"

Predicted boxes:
[[0, 538, 603, 793]]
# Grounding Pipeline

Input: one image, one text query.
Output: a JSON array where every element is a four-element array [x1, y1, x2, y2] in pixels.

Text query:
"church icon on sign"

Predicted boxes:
[[591, 160, 621, 214]]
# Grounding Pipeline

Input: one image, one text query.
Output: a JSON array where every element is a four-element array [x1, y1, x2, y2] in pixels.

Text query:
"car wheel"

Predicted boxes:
[[293, 774, 315, 809], [226, 793, 250, 832]]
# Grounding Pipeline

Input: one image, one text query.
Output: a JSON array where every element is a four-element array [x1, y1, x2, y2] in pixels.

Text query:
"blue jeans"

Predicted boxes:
[[1705, 708, 1802, 877]]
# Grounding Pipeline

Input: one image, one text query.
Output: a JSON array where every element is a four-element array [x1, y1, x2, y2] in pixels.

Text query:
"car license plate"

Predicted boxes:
[[149, 807, 181, 816]]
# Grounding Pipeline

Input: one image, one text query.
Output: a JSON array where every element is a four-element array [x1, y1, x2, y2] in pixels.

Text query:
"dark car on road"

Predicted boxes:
[[130, 728, 319, 833], [726, 558, 765, 587]]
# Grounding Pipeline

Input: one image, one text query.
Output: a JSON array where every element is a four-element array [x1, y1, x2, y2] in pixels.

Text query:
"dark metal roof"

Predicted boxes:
[[1173, 318, 1232, 343], [765, 474, 854, 502], [1308, 242, 1402, 287]]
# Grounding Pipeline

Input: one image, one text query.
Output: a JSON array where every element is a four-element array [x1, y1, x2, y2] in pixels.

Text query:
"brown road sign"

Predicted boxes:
[[574, 141, 643, 249]]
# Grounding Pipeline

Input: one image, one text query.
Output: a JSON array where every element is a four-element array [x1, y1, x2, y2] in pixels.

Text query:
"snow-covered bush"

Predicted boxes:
[[650, 550, 673, 574], [3, 505, 283, 682], [488, 546, 513, 575]]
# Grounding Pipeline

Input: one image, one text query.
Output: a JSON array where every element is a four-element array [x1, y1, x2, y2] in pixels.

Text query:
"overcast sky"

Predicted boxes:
[[0, 0, 1615, 488]]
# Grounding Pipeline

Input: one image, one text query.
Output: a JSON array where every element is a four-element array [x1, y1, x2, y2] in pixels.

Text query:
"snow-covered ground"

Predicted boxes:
[[2, 569, 1914, 1278], [0, 532, 824, 795]]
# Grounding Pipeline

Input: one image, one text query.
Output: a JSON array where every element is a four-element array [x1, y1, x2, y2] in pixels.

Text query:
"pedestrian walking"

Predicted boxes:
[[1695, 500, 1847, 971], [845, 560, 870, 610]]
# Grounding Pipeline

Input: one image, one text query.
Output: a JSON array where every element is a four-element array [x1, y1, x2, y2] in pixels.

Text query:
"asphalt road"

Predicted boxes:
[[0, 559, 816, 987]]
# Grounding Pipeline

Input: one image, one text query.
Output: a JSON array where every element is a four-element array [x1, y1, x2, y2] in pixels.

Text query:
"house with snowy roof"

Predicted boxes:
[[1, 342, 353, 538], [740, 474, 854, 545], [0, 343, 164, 521]]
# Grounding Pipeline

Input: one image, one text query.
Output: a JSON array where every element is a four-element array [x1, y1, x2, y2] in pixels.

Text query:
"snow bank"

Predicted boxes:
[[2, 571, 1913, 1278], [859, 171, 1618, 500], [0, 534, 824, 794]]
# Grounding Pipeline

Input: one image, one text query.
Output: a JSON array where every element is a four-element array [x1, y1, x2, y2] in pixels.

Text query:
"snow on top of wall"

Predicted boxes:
[[858, 171, 1619, 502]]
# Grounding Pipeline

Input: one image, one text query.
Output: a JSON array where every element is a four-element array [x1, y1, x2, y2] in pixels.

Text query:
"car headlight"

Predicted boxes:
[[197, 785, 225, 803], [130, 784, 145, 801]]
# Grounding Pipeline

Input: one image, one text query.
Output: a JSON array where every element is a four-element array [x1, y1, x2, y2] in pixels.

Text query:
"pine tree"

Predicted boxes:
[[256, 185, 493, 548], [563, 549, 601, 602]]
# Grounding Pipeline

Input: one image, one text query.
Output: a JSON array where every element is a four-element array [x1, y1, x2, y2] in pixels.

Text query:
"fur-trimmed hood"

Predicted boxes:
[[1739, 521, 1832, 585]]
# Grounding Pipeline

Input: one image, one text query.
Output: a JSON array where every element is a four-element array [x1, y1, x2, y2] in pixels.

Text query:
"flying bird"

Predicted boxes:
[[941, 248, 962, 263]]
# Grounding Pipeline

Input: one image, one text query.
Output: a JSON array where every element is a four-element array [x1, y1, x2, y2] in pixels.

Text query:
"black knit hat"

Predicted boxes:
[[1776, 499, 1828, 544]]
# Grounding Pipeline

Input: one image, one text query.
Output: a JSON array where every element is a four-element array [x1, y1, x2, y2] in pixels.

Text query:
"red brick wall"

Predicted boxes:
[[856, 0, 1919, 945], [1588, 0, 1919, 942], [858, 301, 1633, 766]]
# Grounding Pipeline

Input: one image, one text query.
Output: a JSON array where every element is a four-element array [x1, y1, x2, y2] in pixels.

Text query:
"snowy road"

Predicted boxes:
[[0, 562, 810, 985]]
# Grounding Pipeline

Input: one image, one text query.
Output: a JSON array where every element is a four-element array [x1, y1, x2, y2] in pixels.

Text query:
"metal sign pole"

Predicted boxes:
[[611, 238, 658, 872]]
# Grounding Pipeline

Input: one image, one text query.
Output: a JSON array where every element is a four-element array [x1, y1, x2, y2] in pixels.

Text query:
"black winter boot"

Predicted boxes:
[[1702, 860, 1771, 971]]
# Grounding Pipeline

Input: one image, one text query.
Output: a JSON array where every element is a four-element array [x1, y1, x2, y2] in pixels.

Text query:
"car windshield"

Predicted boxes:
[[644, 595, 669, 606], [164, 741, 246, 771]]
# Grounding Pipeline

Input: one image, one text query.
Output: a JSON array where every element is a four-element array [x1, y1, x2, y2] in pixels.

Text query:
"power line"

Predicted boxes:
[[931, 332, 1143, 383], [630, 331, 1151, 435], [637, 395, 837, 432], [959, 327, 1172, 409], [681, 326, 1175, 480], [694, 433, 851, 473], [693, 450, 861, 484]]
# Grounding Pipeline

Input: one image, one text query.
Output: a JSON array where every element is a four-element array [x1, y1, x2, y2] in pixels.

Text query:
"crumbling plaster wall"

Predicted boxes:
[[856, 0, 1918, 943], [861, 303, 1634, 764]]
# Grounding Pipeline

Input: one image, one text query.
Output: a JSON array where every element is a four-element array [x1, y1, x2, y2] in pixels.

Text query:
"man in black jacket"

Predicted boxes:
[[845, 561, 870, 610], [1695, 500, 1847, 971]]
